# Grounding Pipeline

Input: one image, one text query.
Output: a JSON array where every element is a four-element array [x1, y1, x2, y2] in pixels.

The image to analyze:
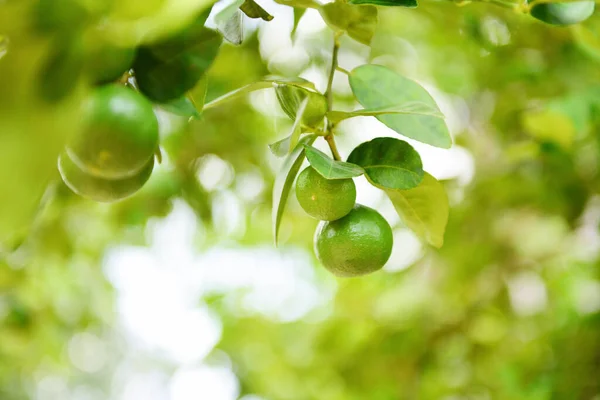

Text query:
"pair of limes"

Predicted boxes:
[[59, 85, 158, 202], [295, 166, 393, 277]]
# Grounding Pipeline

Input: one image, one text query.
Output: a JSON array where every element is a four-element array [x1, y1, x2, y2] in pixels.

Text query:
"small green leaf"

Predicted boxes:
[[263, 76, 317, 91], [269, 135, 293, 157], [292, 8, 306, 36], [134, 26, 223, 102], [326, 102, 443, 124], [275, 84, 327, 127], [347, 137, 424, 190], [240, 0, 274, 21], [274, 0, 319, 8], [192, 75, 209, 111], [349, 0, 416, 6], [204, 81, 274, 110], [214, 0, 245, 45], [273, 134, 317, 245], [385, 173, 449, 248], [159, 96, 201, 118], [319, 1, 378, 46], [529, 1, 594, 26], [349, 64, 452, 149], [204, 76, 316, 110], [305, 145, 364, 179]]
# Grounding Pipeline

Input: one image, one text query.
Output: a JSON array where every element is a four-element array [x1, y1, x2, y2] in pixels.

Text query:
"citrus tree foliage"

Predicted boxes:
[[1, 0, 600, 398]]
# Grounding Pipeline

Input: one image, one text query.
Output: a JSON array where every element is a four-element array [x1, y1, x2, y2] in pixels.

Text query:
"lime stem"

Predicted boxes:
[[324, 33, 342, 161]]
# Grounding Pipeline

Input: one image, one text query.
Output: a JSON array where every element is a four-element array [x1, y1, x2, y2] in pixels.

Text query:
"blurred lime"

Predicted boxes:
[[58, 152, 154, 202], [67, 85, 159, 179], [529, 0, 594, 26], [296, 166, 356, 221], [85, 42, 135, 84], [314, 204, 393, 277], [275, 84, 327, 127]]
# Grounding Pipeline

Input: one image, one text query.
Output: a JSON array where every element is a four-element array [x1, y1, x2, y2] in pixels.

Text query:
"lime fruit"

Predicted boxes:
[[314, 204, 393, 277], [296, 167, 356, 221], [67, 85, 159, 179], [530, 0, 594, 26], [58, 152, 154, 202]]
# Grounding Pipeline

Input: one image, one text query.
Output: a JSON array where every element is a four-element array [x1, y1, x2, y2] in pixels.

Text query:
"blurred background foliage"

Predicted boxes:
[[1, 0, 599, 399]]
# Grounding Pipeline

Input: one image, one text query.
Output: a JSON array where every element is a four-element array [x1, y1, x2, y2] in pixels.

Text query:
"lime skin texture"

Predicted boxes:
[[314, 204, 394, 277], [66, 85, 159, 180], [296, 167, 356, 221]]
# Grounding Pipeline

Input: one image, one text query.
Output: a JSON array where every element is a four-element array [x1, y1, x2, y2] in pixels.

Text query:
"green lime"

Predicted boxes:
[[314, 204, 393, 277], [530, 0, 594, 26], [86, 42, 135, 84], [58, 152, 154, 202], [275, 85, 327, 127], [296, 167, 356, 221], [67, 85, 159, 179]]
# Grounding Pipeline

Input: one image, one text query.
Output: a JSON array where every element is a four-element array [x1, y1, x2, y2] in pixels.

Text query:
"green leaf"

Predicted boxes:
[[348, 0, 417, 7], [304, 145, 365, 179], [529, 1, 594, 26], [349, 64, 452, 149], [269, 97, 309, 156], [134, 26, 223, 102], [326, 102, 444, 124], [269, 135, 293, 157], [292, 8, 306, 36], [319, 1, 378, 46], [347, 137, 424, 190], [214, 0, 244, 45], [158, 96, 201, 118], [204, 76, 316, 110], [240, 0, 274, 21], [274, 0, 320, 8], [385, 173, 448, 248], [204, 81, 274, 110], [275, 84, 327, 127], [273, 135, 317, 245]]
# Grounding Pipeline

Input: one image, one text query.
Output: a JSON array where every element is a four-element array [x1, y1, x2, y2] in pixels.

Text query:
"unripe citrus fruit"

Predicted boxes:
[[58, 152, 154, 202], [296, 167, 356, 221], [66, 85, 159, 179], [314, 204, 393, 277]]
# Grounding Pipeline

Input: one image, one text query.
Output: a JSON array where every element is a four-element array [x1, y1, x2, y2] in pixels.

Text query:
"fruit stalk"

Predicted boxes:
[[324, 33, 342, 161]]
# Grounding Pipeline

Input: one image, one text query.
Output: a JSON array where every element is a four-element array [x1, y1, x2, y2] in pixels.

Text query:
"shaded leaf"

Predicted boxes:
[[269, 135, 293, 157], [347, 137, 424, 190], [215, 0, 244, 45], [349, 0, 416, 6], [240, 0, 274, 21], [529, 1, 594, 26], [349, 64, 452, 148], [319, 1, 378, 45], [385, 172, 449, 248], [305, 145, 364, 179], [326, 102, 443, 124], [274, 0, 319, 8], [273, 135, 317, 245]]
